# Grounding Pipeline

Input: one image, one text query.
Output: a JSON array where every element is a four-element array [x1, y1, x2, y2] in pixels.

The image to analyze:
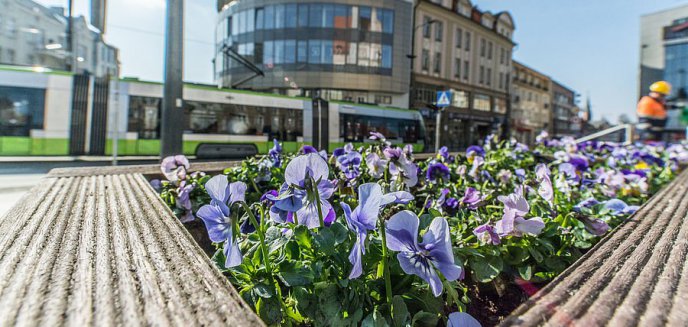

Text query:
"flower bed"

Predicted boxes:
[[153, 134, 688, 327]]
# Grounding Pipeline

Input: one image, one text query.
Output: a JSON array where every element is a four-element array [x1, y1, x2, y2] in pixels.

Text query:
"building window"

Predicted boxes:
[[473, 94, 491, 111], [264, 6, 275, 29], [465, 32, 471, 50], [380, 9, 394, 33], [452, 90, 469, 108], [479, 66, 484, 84], [255, 8, 264, 30], [374, 95, 392, 104], [433, 52, 441, 73], [454, 58, 461, 79], [463, 60, 469, 80], [421, 49, 430, 71], [486, 68, 492, 86], [500, 48, 505, 64], [298, 4, 309, 27], [499, 72, 504, 89], [456, 28, 462, 48], [285, 4, 297, 28], [422, 16, 431, 38], [480, 38, 485, 57], [297, 40, 308, 62], [487, 42, 493, 60], [309, 4, 323, 27], [434, 21, 443, 42], [309, 40, 321, 63], [285, 40, 296, 63], [359, 6, 372, 30]]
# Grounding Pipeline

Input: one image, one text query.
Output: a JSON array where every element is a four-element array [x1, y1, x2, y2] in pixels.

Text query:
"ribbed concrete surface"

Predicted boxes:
[[501, 169, 688, 327], [0, 172, 263, 326]]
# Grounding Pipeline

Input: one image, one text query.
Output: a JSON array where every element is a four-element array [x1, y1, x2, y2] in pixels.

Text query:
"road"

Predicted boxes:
[[0, 174, 46, 217]]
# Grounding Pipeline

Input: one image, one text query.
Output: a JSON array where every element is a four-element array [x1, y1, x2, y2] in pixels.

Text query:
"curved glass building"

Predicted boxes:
[[214, 0, 413, 108]]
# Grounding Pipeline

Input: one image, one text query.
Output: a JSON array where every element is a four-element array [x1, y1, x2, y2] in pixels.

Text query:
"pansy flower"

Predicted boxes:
[[385, 211, 463, 296], [341, 183, 412, 278], [161, 155, 190, 184], [196, 175, 247, 268]]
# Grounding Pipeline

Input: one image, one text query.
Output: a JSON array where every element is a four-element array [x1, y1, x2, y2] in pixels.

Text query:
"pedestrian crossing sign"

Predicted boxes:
[[436, 91, 452, 107]]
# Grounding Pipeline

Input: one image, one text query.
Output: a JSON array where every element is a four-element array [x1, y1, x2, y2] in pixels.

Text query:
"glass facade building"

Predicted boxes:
[[664, 17, 688, 98], [214, 0, 413, 107]]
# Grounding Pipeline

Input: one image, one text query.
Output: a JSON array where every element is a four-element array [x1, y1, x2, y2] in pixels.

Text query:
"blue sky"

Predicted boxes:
[[37, 0, 688, 122]]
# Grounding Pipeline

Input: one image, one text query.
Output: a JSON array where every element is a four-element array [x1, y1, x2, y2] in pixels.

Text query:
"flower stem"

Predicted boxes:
[[240, 203, 273, 273], [312, 180, 325, 228], [379, 219, 393, 308]]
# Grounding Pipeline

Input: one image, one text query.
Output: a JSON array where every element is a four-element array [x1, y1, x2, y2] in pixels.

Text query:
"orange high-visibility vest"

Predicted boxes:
[[636, 96, 667, 119]]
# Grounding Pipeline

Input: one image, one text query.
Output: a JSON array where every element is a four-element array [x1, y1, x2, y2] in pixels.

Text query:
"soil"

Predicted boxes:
[[467, 279, 546, 327], [184, 220, 216, 257]]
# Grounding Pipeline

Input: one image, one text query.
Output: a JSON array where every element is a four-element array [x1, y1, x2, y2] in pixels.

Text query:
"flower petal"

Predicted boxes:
[[205, 175, 229, 204], [196, 204, 230, 243], [228, 181, 247, 205], [385, 210, 419, 252], [448, 312, 481, 327]]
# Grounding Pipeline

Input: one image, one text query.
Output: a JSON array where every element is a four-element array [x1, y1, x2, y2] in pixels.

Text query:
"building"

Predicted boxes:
[[214, 0, 413, 108], [0, 0, 119, 77], [410, 0, 515, 150], [510, 61, 550, 145], [551, 81, 579, 138], [639, 4, 688, 99]]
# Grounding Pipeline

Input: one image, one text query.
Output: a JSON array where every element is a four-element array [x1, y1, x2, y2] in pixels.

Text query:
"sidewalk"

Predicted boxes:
[[0, 156, 168, 174], [0, 174, 44, 216]]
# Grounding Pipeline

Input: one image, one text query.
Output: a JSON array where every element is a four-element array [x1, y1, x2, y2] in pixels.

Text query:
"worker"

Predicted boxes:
[[636, 81, 671, 141]]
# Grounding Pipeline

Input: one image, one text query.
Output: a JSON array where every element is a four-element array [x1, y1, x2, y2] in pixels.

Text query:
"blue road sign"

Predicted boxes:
[[436, 91, 452, 107]]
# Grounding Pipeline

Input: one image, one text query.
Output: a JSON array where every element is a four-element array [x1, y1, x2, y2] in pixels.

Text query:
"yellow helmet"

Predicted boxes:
[[649, 81, 671, 95]]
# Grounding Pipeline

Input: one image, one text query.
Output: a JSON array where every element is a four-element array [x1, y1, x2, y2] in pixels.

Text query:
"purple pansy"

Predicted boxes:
[[365, 153, 388, 179], [603, 199, 640, 215], [573, 197, 600, 213], [385, 147, 418, 188], [438, 146, 449, 159], [161, 155, 190, 183], [466, 145, 485, 158], [448, 312, 482, 327], [426, 162, 450, 182], [385, 211, 463, 296], [268, 139, 282, 167], [576, 215, 610, 236], [176, 180, 195, 223], [495, 191, 545, 237], [269, 153, 337, 229], [460, 187, 486, 210], [149, 179, 162, 192], [196, 175, 248, 268], [474, 223, 500, 245], [341, 183, 413, 279], [535, 164, 554, 206], [335, 143, 363, 181]]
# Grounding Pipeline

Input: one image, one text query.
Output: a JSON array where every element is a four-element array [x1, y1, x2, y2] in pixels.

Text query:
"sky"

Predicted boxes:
[[36, 0, 688, 123]]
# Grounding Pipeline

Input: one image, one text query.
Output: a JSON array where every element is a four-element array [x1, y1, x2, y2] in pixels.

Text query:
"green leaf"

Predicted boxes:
[[362, 310, 389, 327], [278, 270, 315, 287], [313, 228, 336, 255], [392, 295, 410, 327], [294, 225, 312, 251], [256, 296, 283, 325], [411, 311, 438, 327], [528, 247, 544, 262], [330, 221, 350, 244], [518, 265, 533, 280], [469, 256, 503, 283], [253, 283, 274, 298]]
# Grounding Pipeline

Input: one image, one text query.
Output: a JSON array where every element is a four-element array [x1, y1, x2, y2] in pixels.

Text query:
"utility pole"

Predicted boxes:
[[161, 0, 184, 157], [66, 0, 74, 72]]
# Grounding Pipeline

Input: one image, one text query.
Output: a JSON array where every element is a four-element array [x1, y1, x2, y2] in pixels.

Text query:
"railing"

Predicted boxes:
[[575, 124, 634, 145]]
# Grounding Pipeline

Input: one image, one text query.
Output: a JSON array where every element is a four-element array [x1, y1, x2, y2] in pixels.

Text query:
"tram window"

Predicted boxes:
[[0, 86, 45, 136], [127, 96, 160, 139], [340, 113, 420, 143], [184, 100, 303, 142]]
